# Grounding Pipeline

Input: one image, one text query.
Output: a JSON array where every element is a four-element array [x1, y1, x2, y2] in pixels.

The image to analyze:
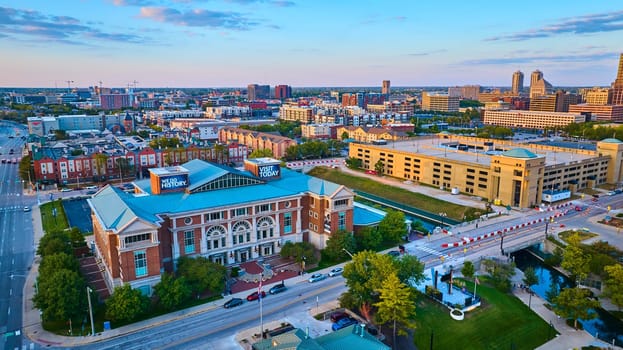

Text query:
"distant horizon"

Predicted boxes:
[[1, 1, 622, 88]]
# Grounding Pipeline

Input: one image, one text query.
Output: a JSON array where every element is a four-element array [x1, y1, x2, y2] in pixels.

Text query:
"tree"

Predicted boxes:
[[545, 275, 562, 302], [355, 226, 382, 251], [93, 153, 109, 182], [39, 252, 79, 277], [67, 227, 86, 248], [176, 256, 227, 298], [323, 229, 356, 261], [115, 157, 133, 179], [18, 154, 33, 183], [344, 157, 362, 169], [378, 210, 407, 244], [461, 261, 475, 280], [561, 235, 590, 282], [522, 267, 539, 288], [603, 264, 623, 311], [34, 269, 86, 322], [340, 250, 397, 317], [394, 255, 425, 286], [481, 259, 516, 292], [374, 272, 417, 346], [341, 131, 349, 140], [105, 285, 150, 323], [279, 242, 317, 265], [248, 148, 274, 159], [37, 230, 72, 257], [374, 159, 384, 175], [154, 273, 192, 311], [552, 287, 600, 329]]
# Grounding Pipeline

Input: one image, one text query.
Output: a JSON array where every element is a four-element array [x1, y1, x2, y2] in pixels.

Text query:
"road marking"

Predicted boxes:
[[7, 306, 10, 315], [9, 288, 12, 296]]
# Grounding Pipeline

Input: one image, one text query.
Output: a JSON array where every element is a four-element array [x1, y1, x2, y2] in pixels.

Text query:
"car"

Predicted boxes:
[[246, 291, 266, 301], [592, 198, 598, 202], [332, 317, 358, 331], [60, 188, 72, 192], [608, 191, 616, 196], [575, 206, 584, 211], [85, 185, 98, 190], [223, 298, 244, 309], [328, 267, 343, 277], [308, 273, 327, 283], [330, 311, 349, 323], [365, 170, 377, 175], [23, 206, 30, 212], [85, 190, 97, 195], [269, 283, 287, 295], [387, 250, 400, 258]]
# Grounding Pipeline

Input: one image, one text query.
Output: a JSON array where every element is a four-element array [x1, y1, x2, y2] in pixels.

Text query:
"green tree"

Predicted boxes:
[[67, 227, 86, 248], [323, 229, 356, 261], [355, 226, 382, 251], [105, 285, 150, 323], [461, 261, 475, 280], [154, 273, 192, 311], [279, 242, 317, 266], [374, 159, 384, 175], [374, 272, 417, 345], [561, 235, 590, 282], [115, 157, 133, 180], [53, 129, 68, 140], [344, 157, 362, 169], [18, 154, 33, 183], [248, 148, 274, 159], [340, 250, 396, 317], [176, 256, 227, 298], [522, 267, 539, 288], [378, 210, 407, 244], [37, 230, 72, 257], [93, 153, 109, 182], [39, 252, 79, 277], [482, 259, 516, 292], [603, 264, 623, 311], [341, 131, 349, 140], [394, 254, 425, 286], [545, 275, 561, 302], [34, 269, 86, 322], [552, 287, 600, 329]]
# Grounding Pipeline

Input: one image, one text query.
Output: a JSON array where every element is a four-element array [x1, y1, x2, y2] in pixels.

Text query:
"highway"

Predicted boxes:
[[0, 121, 38, 350]]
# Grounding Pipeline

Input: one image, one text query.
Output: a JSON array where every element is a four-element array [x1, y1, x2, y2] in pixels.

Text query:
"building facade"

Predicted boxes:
[[278, 105, 315, 124], [568, 104, 623, 122], [88, 159, 354, 294], [247, 84, 271, 101], [613, 53, 623, 105], [274, 85, 292, 100], [512, 70, 524, 95], [100, 94, 132, 110], [421, 92, 459, 112], [483, 110, 586, 128], [218, 127, 297, 159], [382, 80, 391, 96]]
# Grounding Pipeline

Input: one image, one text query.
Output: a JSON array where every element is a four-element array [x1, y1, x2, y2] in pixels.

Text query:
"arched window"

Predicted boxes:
[[256, 216, 275, 240], [205, 225, 226, 251], [232, 221, 251, 245]]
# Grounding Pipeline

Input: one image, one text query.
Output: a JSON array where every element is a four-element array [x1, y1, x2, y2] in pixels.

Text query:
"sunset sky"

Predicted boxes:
[[1, 1, 622, 88]]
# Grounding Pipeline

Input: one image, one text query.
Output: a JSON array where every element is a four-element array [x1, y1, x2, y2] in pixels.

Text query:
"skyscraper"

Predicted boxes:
[[274, 85, 292, 100], [512, 70, 524, 95], [612, 53, 623, 105], [247, 84, 270, 101], [382, 80, 391, 96], [530, 70, 552, 98]]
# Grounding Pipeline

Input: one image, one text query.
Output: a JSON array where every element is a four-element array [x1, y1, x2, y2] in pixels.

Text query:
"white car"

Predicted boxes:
[[23, 206, 30, 212], [60, 188, 72, 192], [328, 267, 343, 277], [308, 273, 327, 283]]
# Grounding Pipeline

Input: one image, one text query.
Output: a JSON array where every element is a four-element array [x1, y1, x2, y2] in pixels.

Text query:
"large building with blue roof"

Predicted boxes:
[[88, 158, 354, 294]]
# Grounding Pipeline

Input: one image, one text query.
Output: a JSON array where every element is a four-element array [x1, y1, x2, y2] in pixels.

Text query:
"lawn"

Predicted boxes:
[[39, 200, 69, 233], [307, 167, 481, 221], [413, 280, 556, 350], [558, 230, 598, 242]]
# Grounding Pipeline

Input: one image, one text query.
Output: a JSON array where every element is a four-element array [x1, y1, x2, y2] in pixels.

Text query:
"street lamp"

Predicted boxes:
[[439, 212, 447, 228], [342, 248, 354, 259], [87, 287, 95, 336], [544, 217, 553, 238]]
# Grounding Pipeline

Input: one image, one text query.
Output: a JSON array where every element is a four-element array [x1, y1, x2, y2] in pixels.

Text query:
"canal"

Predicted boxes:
[[513, 249, 623, 347]]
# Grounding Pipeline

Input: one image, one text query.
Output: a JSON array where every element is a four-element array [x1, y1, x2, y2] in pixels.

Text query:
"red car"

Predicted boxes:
[[246, 291, 266, 301]]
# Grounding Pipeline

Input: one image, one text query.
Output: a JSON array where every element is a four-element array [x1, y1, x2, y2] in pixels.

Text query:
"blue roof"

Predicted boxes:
[[353, 203, 385, 226], [91, 160, 349, 226], [601, 138, 622, 143], [501, 148, 539, 158]]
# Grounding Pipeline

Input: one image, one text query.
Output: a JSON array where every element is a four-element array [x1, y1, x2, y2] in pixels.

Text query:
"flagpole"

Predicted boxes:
[[473, 277, 478, 299], [260, 274, 264, 339]]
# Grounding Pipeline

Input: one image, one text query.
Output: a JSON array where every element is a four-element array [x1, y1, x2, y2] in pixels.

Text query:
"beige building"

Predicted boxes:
[[529, 70, 553, 98], [348, 135, 623, 208], [483, 110, 586, 129], [612, 53, 623, 105], [337, 126, 408, 143], [278, 106, 315, 124], [421, 92, 459, 112], [568, 104, 623, 122], [512, 70, 524, 95], [584, 88, 613, 105]]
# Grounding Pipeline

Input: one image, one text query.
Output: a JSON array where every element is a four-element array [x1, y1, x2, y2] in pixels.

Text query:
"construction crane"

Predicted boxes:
[[97, 81, 103, 95], [65, 80, 74, 93], [132, 80, 139, 89]]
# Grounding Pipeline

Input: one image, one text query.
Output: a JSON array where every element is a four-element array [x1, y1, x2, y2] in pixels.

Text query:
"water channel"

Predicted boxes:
[[512, 249, 623, 347]]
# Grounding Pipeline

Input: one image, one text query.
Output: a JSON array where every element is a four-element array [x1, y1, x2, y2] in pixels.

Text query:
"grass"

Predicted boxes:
[[413, 279, 556, 350], [558, 230, 598, 242], [40, 200, 70, 233], [307, 167, 481, 221]]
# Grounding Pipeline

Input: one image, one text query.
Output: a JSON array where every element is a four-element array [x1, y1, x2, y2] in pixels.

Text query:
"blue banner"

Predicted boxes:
[[160, 174, 189, 191]]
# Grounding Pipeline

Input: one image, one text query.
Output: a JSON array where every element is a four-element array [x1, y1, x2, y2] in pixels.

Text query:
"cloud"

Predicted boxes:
[[139, 6, 259, 29], [486, 10, 623, 41], [0, 6, 149, 45], [225, 0, 295, 6], [462, 52, 617, 65], [407, 49, 446, 56]]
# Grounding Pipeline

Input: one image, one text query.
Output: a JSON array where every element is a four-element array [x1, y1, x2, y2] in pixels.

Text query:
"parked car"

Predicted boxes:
[[269, 283, 287, 295], [328, 267, 343, 277], [608, 191, 616, 196], [246, 291, 266, 301], [308, 273, 327, 283], [60, 188, 72, 192], [223, 298, 244, 309], [387, 250, 400, 258], [365, 170, 377, 175], [23, 206, 30, 212], [85, 185, 98, 190], [86, 190, 97, 195], [330, 311, 349, 323], [332, 317, 358, 331]]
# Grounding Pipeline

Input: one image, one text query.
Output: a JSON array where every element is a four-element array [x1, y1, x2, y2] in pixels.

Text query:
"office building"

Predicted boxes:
[[247, 84, 271, 101], [274, 85, 292, 100], [584, 88, 613, 105], [218, 127, 297, 159], [278, 105, 315, 124], [529, 70, 552, 98], [529, 91, 579, 113], [421, 92, 459, 112], [382, 80, 391, 96], [568, 104, 623, 122], [512, 70, 524, 95], [612, 53, 623, 105], [483, 110, 586, 128], [88, 159, 354, 293], [100, 94, 132, 110], [348, 135, 623, 209]]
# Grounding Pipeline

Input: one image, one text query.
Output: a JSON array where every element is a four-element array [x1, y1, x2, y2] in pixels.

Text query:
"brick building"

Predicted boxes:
[[218, 127, 297, 159]]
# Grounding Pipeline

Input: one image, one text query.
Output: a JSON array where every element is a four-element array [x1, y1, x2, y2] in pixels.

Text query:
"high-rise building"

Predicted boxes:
[[512, 70, 524, 95], [421, 92, 459, 112], [612, 53, 623, 105], [382, 80, 391, 96], [247, 84, 270, 101], [274, 85, 292, 100], [461, 85, 481, 100], [584, 88, 612, 105], [530, 70, 552, 98], [100, 94, 131, 110]]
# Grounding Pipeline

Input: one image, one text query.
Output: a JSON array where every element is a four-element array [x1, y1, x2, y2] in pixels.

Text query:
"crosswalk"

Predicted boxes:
[[414, 245, 444, 257]]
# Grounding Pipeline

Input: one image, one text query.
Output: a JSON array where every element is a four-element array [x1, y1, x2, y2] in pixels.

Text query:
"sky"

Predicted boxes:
[[1, 1, 622, 88]]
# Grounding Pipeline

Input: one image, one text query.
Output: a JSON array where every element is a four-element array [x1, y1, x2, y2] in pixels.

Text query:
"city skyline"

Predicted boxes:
[[1, 1, 622, 88]]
